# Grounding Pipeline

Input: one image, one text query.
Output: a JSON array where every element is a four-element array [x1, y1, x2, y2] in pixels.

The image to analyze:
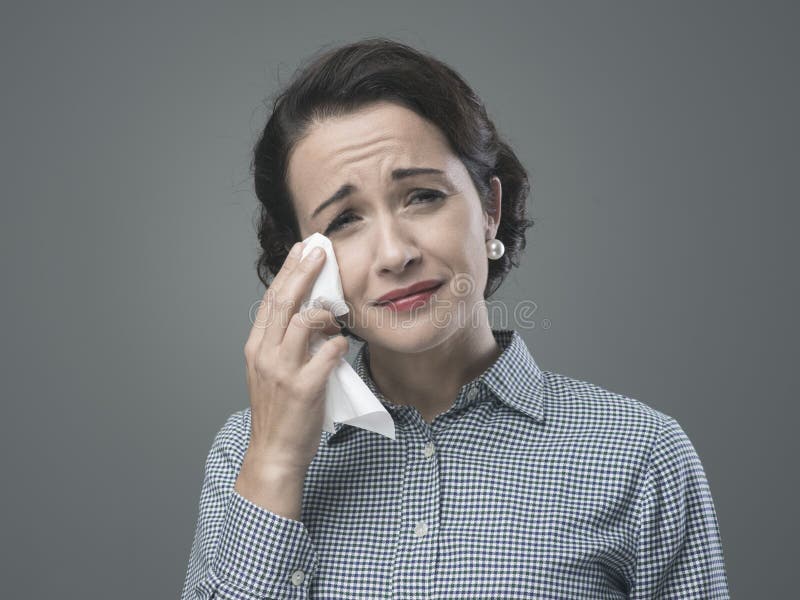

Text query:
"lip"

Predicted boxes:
[[376, 283, 443, 312], [375, 279, 444, 305]]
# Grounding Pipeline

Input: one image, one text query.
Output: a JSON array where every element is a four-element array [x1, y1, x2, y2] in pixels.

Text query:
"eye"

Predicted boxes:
[[323, 190, 446, 235], [323, 210, 359, 235], [410, 189, 445, 204]]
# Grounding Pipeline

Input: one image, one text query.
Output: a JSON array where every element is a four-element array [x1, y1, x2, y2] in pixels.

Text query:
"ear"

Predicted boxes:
[[484, 176, 502, 239]]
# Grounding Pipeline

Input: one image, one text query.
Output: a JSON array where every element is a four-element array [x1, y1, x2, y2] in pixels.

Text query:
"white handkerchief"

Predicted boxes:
[[298, 232, 396, 440]]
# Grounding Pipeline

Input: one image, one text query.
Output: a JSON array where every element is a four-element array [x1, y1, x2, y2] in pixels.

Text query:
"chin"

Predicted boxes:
[[361, 314, 460, 354]]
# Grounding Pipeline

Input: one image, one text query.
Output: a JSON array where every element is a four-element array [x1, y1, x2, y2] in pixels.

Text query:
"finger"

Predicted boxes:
[[299, 334, 349, 388], [300, 307, 343, 338], [262, 245, 327, 350], [267, 241, 305, 296], [245, 242, 303, 351], [280, 307, 342, 368]]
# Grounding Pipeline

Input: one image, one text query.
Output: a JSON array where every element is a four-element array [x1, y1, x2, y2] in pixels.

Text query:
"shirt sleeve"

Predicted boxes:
[[180, 410, 320, 600], [629, 415, 730, 599]]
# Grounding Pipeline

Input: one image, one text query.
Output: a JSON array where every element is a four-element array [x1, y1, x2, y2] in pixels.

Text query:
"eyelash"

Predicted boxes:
[[323, 190, 446, 235]]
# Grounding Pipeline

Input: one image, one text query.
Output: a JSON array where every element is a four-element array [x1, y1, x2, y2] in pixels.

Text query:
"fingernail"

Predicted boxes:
[[288, 242, 302, 258], [311, 247, 325, 259]]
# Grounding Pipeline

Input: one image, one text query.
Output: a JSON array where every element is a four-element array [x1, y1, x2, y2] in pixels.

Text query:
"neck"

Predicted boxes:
[[366, 320, 503, 422]]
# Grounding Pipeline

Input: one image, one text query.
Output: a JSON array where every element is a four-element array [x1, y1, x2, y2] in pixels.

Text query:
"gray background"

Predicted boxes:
[[1, 1, 796, 597]]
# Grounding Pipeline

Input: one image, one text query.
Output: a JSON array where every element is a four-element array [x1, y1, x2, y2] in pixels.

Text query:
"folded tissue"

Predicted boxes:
[[298, 232, 396, 440]]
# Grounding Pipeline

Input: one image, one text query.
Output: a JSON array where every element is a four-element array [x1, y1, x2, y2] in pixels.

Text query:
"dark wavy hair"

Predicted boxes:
[[251, 37, 535, 343]]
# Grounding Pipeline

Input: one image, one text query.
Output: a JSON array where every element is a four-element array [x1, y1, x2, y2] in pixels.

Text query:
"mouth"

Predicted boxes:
[[376, 282, 444, 306]]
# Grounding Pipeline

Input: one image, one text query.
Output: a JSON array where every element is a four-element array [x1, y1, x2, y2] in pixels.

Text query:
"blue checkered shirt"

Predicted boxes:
[[181, 329, 729, 598]]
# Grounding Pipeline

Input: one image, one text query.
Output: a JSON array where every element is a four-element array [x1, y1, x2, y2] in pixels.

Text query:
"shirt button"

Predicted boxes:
[[414, 521, 429, 538], [422, 441, 435, 458], [291, 569, 305, 586], [467, 387, 478, 401]]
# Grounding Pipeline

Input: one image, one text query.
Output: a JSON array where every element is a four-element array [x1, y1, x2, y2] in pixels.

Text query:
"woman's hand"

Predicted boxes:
[[241, 241, 348, 476]]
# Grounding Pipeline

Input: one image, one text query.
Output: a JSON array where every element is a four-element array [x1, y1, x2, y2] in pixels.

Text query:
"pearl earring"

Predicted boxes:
[[486, 238, 505, 260]]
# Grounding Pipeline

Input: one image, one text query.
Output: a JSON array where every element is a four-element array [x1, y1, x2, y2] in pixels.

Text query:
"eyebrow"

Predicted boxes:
[[310, 167, 446, 221]]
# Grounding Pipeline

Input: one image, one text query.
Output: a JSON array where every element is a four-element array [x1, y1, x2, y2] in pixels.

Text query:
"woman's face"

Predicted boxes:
[[288, 100, 501, 353]]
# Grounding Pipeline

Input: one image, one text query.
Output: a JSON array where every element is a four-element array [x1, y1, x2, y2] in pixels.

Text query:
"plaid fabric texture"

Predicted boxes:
[[181, 328, 729, 599]]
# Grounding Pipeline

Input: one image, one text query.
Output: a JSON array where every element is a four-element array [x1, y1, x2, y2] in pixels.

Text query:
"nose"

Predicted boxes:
[[372, 215, 421, 275]]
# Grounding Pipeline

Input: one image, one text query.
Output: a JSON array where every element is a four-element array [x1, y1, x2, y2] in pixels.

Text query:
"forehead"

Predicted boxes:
[[286, 101, 454, 212]]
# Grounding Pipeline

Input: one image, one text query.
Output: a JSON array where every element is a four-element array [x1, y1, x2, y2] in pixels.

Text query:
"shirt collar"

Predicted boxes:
[[325, 328, 546, 445]]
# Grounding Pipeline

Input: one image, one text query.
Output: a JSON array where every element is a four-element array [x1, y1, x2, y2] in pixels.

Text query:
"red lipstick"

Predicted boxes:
[[375, 280, 444, 311]]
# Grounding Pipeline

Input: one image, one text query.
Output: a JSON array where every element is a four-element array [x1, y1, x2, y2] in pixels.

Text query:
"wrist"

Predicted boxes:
[[239, 446, 308, 484]]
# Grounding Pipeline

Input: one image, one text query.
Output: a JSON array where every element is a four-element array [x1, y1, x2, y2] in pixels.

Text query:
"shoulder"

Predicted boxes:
[[540, 369, 679, 457]]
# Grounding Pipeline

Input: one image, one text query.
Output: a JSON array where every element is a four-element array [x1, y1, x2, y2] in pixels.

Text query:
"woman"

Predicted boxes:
[[181, 38, 729, 599]]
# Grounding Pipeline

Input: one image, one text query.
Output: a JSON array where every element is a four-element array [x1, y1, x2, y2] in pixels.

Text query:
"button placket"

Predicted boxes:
[[396, 432, 439, 597], [414, 440, 435, 542]]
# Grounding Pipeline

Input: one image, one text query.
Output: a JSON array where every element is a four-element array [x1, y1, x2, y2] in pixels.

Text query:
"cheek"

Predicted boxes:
[[434, 207, 484, 263], [427, 202, 476, 247], [331, 244, 366, 299]]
